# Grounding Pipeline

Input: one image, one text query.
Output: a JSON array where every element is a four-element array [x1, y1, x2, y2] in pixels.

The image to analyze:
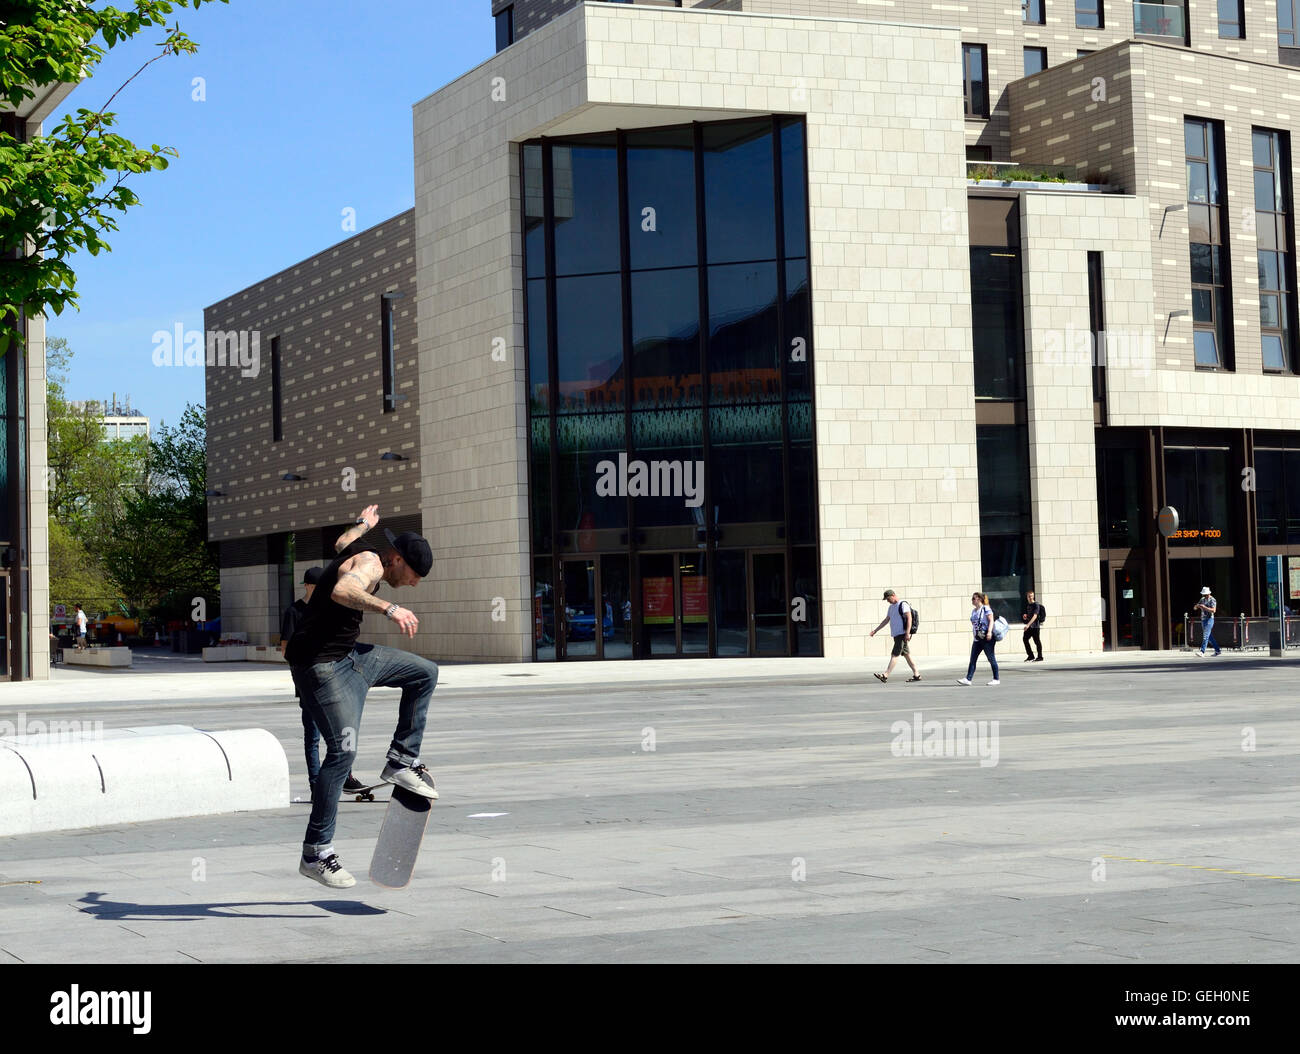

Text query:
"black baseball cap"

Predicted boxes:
[[303, 566, 324, 586], [384, 529, 433, 577]]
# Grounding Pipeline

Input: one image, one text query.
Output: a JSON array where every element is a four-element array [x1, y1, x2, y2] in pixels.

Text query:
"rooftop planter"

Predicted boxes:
[[967, 163, 1113, 192]]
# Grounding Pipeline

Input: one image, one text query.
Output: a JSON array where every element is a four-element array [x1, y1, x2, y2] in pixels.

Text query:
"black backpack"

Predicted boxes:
[[1037, 603, 1046, 624], [900, 601, 920, 633]]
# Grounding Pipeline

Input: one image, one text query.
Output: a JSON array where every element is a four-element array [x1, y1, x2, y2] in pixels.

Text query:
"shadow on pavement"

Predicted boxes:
[[78, 891, 385, 922]]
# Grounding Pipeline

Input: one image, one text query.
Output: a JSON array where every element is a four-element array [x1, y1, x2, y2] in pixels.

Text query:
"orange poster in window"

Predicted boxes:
[[642, 577, 673, 624], [682, 575, 708, 622]]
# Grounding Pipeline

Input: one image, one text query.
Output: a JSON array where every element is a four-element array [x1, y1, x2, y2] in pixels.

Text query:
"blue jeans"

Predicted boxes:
[[967, 638, 998, 680], [295, 643, 439, 856], [290, 668, 323, 788], [1200, 617, 1221, 654]]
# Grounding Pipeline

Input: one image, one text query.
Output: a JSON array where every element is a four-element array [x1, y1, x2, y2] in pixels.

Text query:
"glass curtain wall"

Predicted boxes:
[[523, 116, 820, 660]]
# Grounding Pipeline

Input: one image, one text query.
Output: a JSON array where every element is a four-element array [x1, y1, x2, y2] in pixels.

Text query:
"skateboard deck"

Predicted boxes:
[[369, 786, 431, 888], [347, 782, 389, 803]]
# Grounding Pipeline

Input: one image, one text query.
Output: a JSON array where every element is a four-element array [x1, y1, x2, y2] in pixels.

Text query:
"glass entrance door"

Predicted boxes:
[[750, 550, 787, 655], [1111, 562, 1144, 648], [559, 558, 600, 660], [639, 552, 709, 657]]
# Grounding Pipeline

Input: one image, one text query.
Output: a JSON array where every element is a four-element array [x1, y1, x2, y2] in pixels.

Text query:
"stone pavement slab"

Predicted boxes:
[[2, 653, 1299, 962]]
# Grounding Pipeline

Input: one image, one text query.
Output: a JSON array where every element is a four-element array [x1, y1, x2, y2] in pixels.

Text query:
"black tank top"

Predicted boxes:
[[285, 543, 381, 666]]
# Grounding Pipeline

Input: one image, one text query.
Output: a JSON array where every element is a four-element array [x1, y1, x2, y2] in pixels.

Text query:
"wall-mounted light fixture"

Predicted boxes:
[[204, 488, 225, 497], [281, 472, 305, 482], [1159, 202, 1186, 238], [380, 451, 409, 461]]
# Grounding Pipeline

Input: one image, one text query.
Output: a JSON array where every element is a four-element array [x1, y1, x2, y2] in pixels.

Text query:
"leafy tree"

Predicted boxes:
[[101, 403, 218, 618], [0, 0, 226, 346], [48, 517, 118, 615], [45, 335, 148, 540]]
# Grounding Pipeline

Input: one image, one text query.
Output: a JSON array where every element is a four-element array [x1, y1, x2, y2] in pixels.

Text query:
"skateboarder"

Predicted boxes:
[[280, 565, 364, 799], [286, 505, 439, 888]]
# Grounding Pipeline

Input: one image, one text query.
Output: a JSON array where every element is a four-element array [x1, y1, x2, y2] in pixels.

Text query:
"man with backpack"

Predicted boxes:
[[870, 589, 921, 683], [1022, 590, 1046, 662]]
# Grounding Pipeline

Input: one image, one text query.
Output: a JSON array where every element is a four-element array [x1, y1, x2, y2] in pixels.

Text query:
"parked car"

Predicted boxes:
[[566, 603, 614, 641]]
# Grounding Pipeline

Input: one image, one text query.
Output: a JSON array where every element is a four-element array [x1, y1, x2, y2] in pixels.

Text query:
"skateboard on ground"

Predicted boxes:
[[346, 781, 390, 803], [369, 786, 431, 888]]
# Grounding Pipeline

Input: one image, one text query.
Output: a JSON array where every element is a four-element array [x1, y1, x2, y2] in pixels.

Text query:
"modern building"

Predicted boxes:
[[68, 398, 151, 441], [207, 0, 1300, 661], [2, 79, 77, 681]]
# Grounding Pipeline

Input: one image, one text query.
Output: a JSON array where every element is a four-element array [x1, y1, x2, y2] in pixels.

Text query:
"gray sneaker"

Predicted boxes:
[[381, 761, 438, 799], [299, 853, 356, 888]]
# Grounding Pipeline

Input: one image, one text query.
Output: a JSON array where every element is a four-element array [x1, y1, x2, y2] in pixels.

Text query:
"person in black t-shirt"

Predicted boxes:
[[281, 566, 363, 799], [286, 505, 439, 889], [1022, 590, 1044, 661]]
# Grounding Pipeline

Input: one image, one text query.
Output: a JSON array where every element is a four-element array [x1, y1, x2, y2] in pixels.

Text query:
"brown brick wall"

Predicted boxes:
[[204, 210, 419, 543]]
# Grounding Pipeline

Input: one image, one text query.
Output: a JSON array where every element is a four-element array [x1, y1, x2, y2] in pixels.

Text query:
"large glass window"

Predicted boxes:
[[1165, 446, 1233, 546], [1254, 128, 1294, 372], [1254, 446, 1300, 544], [970, 247, 1025, 399], [1024, 47, 1048, 77], [963, 45, 989, 119], [1097, 445, 1142, 548], [1283, 0, 1299, 47], [627, 127, 697, 271], [977, 424, 1034, 620], [703, 120, 776, 265], [552, 139, 620, 277], [495, 6, 513, 52], [522, 118, 818, 658], [1186, 118, 1231, 369]]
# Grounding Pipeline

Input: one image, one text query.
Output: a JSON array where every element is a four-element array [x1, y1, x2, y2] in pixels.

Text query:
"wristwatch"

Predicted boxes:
[[355, 517, 368, 527], [385, 603, 398, 619]]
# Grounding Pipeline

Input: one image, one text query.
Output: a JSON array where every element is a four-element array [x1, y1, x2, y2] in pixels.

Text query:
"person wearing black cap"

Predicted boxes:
[[285, 504, 439, 888], [280, 565, 363, 799]]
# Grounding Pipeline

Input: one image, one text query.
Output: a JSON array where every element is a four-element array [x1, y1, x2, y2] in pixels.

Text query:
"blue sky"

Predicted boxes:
[[47, 0, 493, 429]]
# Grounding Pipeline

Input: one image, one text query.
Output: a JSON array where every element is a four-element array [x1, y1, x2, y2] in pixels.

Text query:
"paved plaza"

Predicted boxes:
[[1, 649, 1298, 963]]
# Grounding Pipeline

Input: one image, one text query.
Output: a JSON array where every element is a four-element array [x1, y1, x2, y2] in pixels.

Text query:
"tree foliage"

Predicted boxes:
[[0, 1, 226, 345]]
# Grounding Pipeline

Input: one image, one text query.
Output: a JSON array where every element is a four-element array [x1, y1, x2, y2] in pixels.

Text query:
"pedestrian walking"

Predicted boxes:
[[869, 589, 921, 683], [73, 604, 87, 650], [1022, 590, 1045, 662], [1194, 586, 1222, 657], [280, 564, 364, 800], [957, 591, 999, 686], [286, 504, 439, 888]]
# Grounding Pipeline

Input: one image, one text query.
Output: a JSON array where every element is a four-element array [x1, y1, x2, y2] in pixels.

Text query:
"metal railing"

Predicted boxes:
[[1183, 614, 1276, 652], [1133, 2, 1185, 39]]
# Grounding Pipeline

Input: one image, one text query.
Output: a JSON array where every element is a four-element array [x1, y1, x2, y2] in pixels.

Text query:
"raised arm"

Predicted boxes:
[[331, 550, 420, 637], [334, 505, 380, 554]]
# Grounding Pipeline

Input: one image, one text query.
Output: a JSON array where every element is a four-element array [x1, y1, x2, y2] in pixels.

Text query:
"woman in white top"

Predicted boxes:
[[957, 591, 999, 686]]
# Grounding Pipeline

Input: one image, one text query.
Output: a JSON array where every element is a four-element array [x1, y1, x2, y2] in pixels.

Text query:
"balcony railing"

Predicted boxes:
[[1133, 2, 1185, 39]]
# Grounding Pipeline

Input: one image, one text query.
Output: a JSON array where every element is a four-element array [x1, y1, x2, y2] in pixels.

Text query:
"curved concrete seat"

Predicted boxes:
[[0, 725, 289, 836]]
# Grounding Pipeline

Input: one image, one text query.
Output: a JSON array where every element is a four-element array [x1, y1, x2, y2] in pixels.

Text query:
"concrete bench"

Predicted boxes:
[[62, 647, 132, 667], [0, 724, 289, 836], [202, 646, 247, 662]]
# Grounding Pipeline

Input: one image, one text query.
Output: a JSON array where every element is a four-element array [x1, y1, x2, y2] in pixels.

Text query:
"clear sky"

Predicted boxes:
[[47, 0, 494, 429]]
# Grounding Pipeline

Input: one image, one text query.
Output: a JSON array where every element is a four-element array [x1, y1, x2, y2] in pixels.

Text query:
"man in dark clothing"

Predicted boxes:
[[1022, 590, 1044, 662], [286, 504, 439, 889], [280, 566, 363, 799]]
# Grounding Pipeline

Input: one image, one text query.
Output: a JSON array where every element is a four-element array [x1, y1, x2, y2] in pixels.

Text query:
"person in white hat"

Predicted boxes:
[[1193, 586, 1222, 657]]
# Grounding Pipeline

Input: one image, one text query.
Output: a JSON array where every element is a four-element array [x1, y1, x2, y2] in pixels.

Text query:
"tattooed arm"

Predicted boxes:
[[330, 550, 420, 637], [334, 504, 380, 554]]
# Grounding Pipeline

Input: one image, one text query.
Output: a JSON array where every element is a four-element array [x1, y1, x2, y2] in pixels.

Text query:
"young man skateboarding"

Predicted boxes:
[[286, 505, 439, 888]]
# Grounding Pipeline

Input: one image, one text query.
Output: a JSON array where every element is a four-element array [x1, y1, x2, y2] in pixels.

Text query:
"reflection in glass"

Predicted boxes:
[[970, 248, 1024, 400], [680, 553, 708, 654], [1165, 446, 1233, 545], [708, 262, 780, 404], [555, 412, 627, 552], [601, 554, 632, 659], [713, 551, 747, 656], [524, 143, 545, 280], [552, 140, 620, 277], [534, 557, 555, 661], [631, 267, 700, 411], [555, 274, 623, 413], [561, 560, 598, 658], [627, 127, 697, 271], [785, 259, 812, 398], [703, 120, 776, 265], [527, 277, 549, 415], [641, 552, 677, 656], [780, 117, 808, 258]]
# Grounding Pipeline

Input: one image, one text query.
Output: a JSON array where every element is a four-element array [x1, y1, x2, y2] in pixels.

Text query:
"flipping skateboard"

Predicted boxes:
[[369, 786, 431, 888]]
